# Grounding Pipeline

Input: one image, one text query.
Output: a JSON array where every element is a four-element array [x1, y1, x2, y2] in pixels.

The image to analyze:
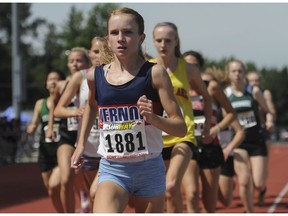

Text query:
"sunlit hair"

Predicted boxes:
[[183, 50, 205, 69], [66, 47, 90, 65], [247, 71, 262, 81], [226, 59, 247, 74], [247, 71, 264, 90], [90, 36, 106, 48], [153, 22, 181, 57], [106, 7, 145, 60], [97, 36, 115, 65], [205, 66, 229, 87], [225, 59, 247, 85]]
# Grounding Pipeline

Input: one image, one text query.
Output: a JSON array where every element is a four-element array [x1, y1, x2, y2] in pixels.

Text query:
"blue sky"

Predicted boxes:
[[30, 2, 288, 70]]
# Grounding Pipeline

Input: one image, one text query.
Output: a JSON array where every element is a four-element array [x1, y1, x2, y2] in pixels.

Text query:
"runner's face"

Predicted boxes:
[[46, 72, 60, 94], [247, 73, 261, 87], [89, 40, 105, 67], [108, 14, 143, 59], [153, 26, 178, 57], [228, 62, 245, 84], [184, 54, 200, 66], [67, 51, 88, 74]]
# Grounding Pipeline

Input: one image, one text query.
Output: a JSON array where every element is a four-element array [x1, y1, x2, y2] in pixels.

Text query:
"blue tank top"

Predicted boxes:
[[94, 61, 164, 162], [95, 62, 162, 108]]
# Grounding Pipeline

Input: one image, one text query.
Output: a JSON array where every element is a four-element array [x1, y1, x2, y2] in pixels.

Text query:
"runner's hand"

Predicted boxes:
[[71, 144, 84, 169], [137, 95, 154, 124]]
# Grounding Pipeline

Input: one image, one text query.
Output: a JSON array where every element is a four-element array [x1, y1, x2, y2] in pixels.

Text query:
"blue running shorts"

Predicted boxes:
[[98, 154, 166, 197]]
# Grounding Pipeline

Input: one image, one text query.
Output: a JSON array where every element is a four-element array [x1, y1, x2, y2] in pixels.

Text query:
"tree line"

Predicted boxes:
[[0, 3, 287, 127]]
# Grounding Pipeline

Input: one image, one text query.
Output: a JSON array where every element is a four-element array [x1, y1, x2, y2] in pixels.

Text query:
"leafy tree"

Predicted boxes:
[[261, 67, 288, 127], [59, 3, 119, 51], [46, 3, 120, 76], [0, 3, 46, 109], [246, 61, 258, 72], [25, 23, 66, 105], [42, 23, 65, 71], [82, 3, 119, 41], [60, 5, 85, 50]]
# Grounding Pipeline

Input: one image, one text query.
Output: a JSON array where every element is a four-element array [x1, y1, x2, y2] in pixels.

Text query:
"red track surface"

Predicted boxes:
[[0, 144, 287, 213]]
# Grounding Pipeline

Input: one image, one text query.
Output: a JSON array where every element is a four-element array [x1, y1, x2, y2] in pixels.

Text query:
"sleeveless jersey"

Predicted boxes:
[[94, 61, 164, 163], [158, 58, 197, 147], [191, 80, 219, 145], [74, 70, 100, 157], [39, 98, 61, 145], [59, 81, 79, 144], [225, 85, 262, 142]]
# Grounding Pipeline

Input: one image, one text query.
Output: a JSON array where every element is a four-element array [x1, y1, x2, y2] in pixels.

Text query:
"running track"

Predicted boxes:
[[0, 144, 287, 213]]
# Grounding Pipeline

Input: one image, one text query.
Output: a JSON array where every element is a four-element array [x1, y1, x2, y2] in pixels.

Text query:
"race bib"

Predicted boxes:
[[102, 120, 148, 159], [194, 115, 205, 137], [237, 111, 257, 128], [67, 107, 78, 131], [90, 117, 99, 137], [44, 123, 60, 143]]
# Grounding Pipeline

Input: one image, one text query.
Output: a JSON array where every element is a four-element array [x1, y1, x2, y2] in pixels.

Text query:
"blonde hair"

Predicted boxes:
[[247, 71, 262, 81], [205, 66, 229, 88], [226, 59, 247, 74], [91, 36, 114, 65], [68, 47, 90, 65]]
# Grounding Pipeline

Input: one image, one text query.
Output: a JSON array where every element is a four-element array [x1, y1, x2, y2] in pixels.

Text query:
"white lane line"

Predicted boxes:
[[268, 182, 288, 213]]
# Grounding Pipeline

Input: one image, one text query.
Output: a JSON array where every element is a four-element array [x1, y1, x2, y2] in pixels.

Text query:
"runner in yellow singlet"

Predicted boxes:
[[152, 22, 213, 213]]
